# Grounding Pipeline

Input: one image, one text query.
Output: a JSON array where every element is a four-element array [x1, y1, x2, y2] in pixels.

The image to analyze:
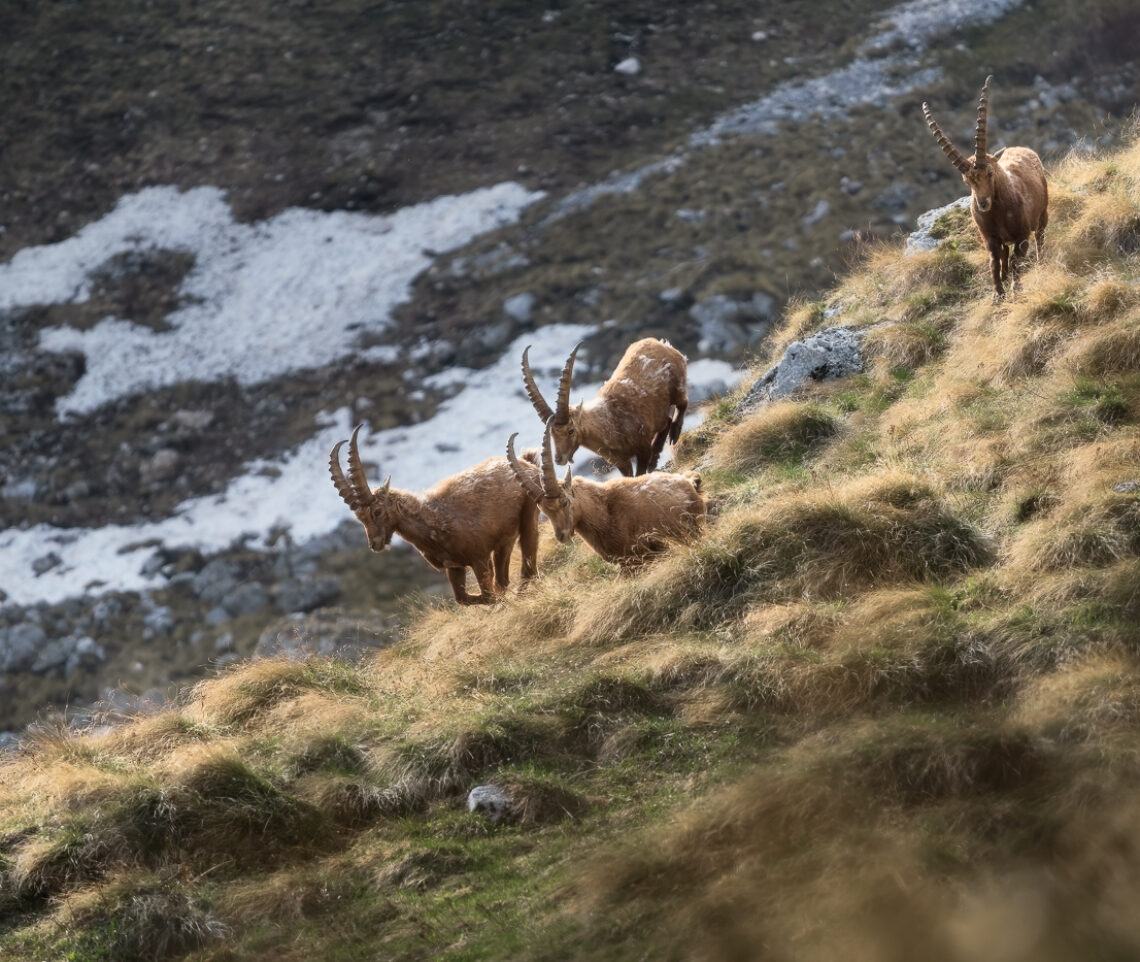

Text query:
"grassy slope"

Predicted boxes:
[[3, 135, 1140, 961]]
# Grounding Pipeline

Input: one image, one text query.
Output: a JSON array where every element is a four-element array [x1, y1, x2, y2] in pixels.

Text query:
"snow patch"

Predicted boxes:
[[0, 182, 543, 415]]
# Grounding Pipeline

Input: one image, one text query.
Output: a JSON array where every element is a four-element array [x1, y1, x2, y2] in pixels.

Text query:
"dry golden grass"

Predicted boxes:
[[705, 400, 839, 474]]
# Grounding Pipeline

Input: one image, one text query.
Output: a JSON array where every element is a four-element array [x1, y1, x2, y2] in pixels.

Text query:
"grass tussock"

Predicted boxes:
[[705, 400, 839, 474]]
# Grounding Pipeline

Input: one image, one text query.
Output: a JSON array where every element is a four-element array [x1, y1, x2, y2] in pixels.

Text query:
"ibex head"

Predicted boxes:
[[329, 424, 395, 552], [521, 343, 585, 466], [923, 76, 1006, 213], [506, 422, 576, 544]]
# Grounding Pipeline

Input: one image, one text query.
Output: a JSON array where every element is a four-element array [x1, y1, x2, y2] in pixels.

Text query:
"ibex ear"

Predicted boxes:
[[380, 475, 391, 496], [990, 147, 1006, 161], [562, 466, 573, 492]]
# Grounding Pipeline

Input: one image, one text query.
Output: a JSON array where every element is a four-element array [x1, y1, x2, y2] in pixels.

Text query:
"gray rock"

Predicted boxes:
[[90, 596, 125, 630], [467, 784, 513, 823], [141, 552, 167, 579], [738, 326, 866, 414], [690, 294, 774, 353], [905, 196, 972, 256], [142, 605, 175, 636], [274, 576, 342, 614], [873, 181, 918, 213], [67, 636, 106, 674], [139, 448, 181, 484], [170, 408, 214, 432], [32, 552, 62, 576], [222, 582, 269, 617], [475, 319, 513, 353], [193, 558, 241, 603], [1113, 481, 1140, 494], [214, 633, 235, 654], [1, 622, 46, 672], [2, 477, 40, 501], [31, 638, 71, 673], [205, 606, 230, 627], [0, 731, 18, 754], [802, 199, 830, 226], [503, 292, 536, 323]]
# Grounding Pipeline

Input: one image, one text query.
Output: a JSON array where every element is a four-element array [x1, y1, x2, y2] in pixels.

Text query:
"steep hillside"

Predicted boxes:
[[3, 0, 1140, 738], [3, 132, 1139, 960]]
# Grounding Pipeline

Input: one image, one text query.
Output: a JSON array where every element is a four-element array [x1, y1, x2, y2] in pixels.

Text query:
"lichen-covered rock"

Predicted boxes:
[[738, 326, 865, 413], [905, 196, 972, 255]]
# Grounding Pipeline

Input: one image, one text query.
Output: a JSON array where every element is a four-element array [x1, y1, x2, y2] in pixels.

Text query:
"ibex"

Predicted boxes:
[[329, 425, 539, 605], [505, 422, 706, 568], [521, 337, 688, 476], [923, 75, 1048, 303]]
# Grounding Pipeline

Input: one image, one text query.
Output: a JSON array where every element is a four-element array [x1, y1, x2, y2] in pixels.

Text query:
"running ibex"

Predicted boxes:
[[521, 338, 688, 476], [329, 425, 539, 605], [505, 423, 706, 568], [923, 75, 1049, 303]]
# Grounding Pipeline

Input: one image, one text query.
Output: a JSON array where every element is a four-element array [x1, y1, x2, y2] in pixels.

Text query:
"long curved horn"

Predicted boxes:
[[506, 433, 545, 504], [553, 342, 581, 425], [346, 424, 376, 507], [521, 346, 555, 424], [974, 75, 992, 166], [540, 419, 560, 495], [329, 440, 361, 510], [922, 102, 971, 175]]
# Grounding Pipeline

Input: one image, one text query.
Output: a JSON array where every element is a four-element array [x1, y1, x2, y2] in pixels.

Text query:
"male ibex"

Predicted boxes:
[[505, 423, 706, 568], [329, 425, 539, 605], [521, 337, 688, 476], [923, 75, 1048, 303]]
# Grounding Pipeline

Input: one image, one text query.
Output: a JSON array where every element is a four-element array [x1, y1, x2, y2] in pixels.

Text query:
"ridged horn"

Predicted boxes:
[[521, 346, 555, 424], [974, 75, 992, 166], [922, 102, 971, 175], [540, 419, 561, 495], [346, 424, 376, 507], [329, 440, 360, 510], [553, 342, 581, 425], [506, 432, 545, 504]]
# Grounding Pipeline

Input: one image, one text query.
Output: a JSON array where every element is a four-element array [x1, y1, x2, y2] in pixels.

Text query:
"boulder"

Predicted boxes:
[[905, 196, 972, 255], [738, 326, 865, 413], [0, 622, 46, 673]]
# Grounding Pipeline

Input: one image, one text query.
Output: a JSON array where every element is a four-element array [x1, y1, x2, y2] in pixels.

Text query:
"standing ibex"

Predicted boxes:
[[329, 425, 539, 605], [521, 338, 688, 476], [923, 75, 1048, 303], [505, 422, 706, 568]]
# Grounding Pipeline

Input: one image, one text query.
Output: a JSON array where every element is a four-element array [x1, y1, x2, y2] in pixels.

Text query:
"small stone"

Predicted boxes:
[[222, 582, 269, 617], [614, 56, 640, 75], [139, 448, 182, 484], [32, 552, 63, 576], [205, 606, 230, 627], [0, 620, 47, 674], [1113, 481, 1140, 493], [274, 576, 342, 614], [802, 199, 830, 227], [467, 784, 513, 823], [503, 291, 535, 323]]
